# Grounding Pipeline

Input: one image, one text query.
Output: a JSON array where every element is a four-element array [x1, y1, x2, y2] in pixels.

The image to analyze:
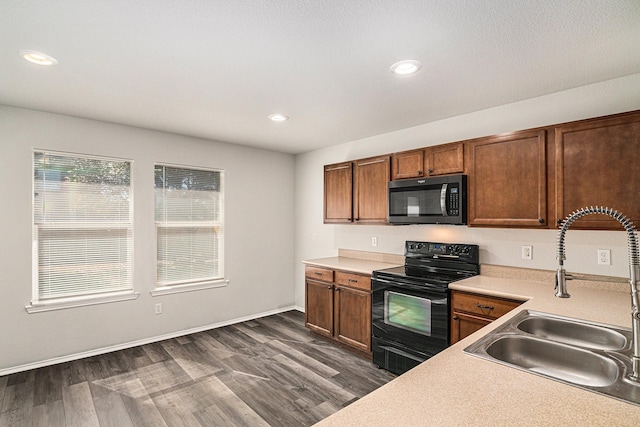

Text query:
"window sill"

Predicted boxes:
[[151, 279, 229, 296], [26, 291, 139, 314]]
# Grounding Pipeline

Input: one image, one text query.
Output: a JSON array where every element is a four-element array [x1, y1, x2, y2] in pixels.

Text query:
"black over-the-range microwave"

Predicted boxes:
[[388, 174, 467, 225]]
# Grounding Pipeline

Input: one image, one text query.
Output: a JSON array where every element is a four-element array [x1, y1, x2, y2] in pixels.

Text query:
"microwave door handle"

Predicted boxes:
[[440, 184, 448, 216]]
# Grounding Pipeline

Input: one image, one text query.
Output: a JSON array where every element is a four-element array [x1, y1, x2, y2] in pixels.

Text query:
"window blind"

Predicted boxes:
[[33, 152, 133, 301], [154, 165, 223, 286]]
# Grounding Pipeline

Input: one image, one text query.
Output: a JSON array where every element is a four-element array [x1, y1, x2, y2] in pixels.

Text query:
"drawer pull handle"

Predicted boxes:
[[476, 303, 494, 310], [348, 278, 358, 283], [314, 272, 323, 276]]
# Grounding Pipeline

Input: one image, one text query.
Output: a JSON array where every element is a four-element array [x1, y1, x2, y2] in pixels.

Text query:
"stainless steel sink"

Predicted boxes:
[[464, 310, 640, 406], [485, 335, 619, 387], [516, 314, 628, 351]]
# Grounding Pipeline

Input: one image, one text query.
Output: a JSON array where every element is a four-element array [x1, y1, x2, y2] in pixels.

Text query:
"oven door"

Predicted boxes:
[[372, 275, 449, 357]]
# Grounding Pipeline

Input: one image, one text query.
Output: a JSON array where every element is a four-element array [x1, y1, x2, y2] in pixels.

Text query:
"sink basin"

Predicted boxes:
[[485, 335, 619, 387], [464, 310, 640, 406], [516, 315, 628, 351]]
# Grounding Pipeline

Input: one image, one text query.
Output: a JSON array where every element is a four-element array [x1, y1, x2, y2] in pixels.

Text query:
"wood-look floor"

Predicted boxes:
[[0, 310, 394, 426]]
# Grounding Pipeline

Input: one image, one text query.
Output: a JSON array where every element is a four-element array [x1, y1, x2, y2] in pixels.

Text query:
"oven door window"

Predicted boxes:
[[384, 291, 432, 336]]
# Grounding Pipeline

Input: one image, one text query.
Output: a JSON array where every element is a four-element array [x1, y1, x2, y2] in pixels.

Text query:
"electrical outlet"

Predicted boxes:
[[598, 249, 611, 265], [372, 237, 378, 247], [312, 233, 317, 242], [155, 303, 163, 315], [521, 245, 532, 260]]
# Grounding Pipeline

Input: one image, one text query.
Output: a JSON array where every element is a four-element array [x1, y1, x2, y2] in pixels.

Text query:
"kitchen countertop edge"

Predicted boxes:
[[313, 274, 640, 426]]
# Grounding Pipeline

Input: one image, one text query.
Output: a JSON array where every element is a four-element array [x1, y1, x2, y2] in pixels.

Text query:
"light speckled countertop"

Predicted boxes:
[[313, 274, 640, 426], [302, 255, 402, 275]]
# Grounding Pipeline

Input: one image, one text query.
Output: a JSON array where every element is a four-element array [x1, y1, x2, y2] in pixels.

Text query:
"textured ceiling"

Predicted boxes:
[[1, 0, 639, 154]]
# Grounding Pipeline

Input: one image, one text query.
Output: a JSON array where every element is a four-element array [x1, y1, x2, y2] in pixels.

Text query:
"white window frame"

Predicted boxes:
[[27, 150, 138, 313], [152, 163, 226, 296]]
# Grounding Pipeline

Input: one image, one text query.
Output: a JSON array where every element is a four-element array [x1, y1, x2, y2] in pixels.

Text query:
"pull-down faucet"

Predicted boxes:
[[555, 206, 640, 383]]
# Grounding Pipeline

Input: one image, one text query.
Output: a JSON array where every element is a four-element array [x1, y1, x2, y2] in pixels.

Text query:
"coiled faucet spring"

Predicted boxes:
[[556, 206, 639, 269], [555, 206, 640, 383]]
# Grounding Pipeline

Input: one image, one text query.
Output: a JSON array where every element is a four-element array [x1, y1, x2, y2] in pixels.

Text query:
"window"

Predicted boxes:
[[154, 164, 224, 288], [32, 151, 133, 306]]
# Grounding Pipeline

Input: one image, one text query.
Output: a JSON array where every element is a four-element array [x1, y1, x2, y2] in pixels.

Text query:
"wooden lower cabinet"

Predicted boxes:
[[304, 266, 372, 355], [305, 278, 334, 337], [335, 285, 371, 353], [450, 290, 522, 344]]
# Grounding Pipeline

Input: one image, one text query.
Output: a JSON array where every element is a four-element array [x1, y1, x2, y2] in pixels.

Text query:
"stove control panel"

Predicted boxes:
[[405, 241, 479, 262]]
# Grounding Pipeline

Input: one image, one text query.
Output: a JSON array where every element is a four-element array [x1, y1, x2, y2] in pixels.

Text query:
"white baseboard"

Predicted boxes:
[[0, 305, 300, 377]]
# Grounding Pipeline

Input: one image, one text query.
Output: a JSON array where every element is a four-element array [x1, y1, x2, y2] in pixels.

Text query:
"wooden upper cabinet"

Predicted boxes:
[[391, 149, 424, 180], [324, 162, 353, 223], [555, 112, 640, 229], [467, 130, 547, 227], [391, 142, 464, 180], [426, 142, 464, 176], [353, 155, 391, 223]]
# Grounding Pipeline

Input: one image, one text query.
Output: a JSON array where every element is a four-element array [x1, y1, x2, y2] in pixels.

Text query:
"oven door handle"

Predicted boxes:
[[372, 277, 448, 294]]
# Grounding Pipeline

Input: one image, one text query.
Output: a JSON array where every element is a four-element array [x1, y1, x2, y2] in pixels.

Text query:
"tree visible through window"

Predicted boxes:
[[33, 152, 133, 302], [154, 165, 224, 286]]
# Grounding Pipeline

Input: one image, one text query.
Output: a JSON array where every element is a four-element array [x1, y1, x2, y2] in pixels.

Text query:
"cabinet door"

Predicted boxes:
[[353, 155, 390, 223], [426, 142, 464, 176], [467, 129, 547, 227], [391, 149, 424, 180], [450, 311, 492, 344], [324, 162, 353, 223], [305, 279, 334, 337], [334, 286, 371, 353], [555, 112, 640, 229]]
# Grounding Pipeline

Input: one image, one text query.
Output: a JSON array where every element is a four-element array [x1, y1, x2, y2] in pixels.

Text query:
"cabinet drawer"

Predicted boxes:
[[305, 266, 334, 282], [452, 291, 520, 319], [334, 271, 371, 291]]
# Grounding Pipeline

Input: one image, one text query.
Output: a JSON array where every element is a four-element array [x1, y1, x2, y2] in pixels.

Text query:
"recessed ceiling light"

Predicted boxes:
[[390, 60, 422, 76], [268, 114, 289, 122], [19, 50, 58, 66]]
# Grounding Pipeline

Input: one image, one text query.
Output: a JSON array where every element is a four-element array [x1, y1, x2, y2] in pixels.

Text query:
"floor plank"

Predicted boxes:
[[90, 382, 134, 427], [62, 382, 100, 427], [32, 399, 66, 427], [0, 310, 393, 426]]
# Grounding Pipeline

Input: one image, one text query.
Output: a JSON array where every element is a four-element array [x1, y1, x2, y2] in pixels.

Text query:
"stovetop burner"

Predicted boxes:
[[373, 240, 480, 286]]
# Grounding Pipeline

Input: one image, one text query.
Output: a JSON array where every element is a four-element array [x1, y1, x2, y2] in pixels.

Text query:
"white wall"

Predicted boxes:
[[0, 106, 295, 372], [294, 73, 640, 309]]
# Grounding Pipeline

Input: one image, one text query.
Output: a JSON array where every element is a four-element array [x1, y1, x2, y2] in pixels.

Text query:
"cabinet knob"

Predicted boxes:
[[539, 218, 545, 224], [427, 168, 433, 174], [417, 170, 423, 175], [327, 285, 332, 289], [453, 316, 459, 321]]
